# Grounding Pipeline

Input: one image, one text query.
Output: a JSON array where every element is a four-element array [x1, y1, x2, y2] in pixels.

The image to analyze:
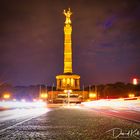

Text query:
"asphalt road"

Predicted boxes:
[[82, 99, 140, 123], [94, 108, 140, 123], [0, 108, 50, 134], [0, 105, 140, 140]]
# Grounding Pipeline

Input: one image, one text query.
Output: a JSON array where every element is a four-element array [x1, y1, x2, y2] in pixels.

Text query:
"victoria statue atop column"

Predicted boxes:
[[63, 8, 72, 24]]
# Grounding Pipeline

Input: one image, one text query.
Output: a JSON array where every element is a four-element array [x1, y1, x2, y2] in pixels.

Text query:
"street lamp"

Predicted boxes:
[[64, 89, 72, 105], [88, 85, 98, 100], [128, 93, 135, 98], [89, 92, 97, 99], [133, 78, 138, 85], [3, 93, 11, 100], [40, 93, 48, 100]]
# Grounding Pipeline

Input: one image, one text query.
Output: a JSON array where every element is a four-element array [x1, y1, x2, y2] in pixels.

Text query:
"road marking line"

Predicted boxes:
[[0, 110, 50, 134]]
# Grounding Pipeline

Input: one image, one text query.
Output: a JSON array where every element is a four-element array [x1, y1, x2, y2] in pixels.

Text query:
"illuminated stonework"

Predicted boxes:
[[56, 8, 80, 90], [56, 74, 80, 90], [64, 8, 72, 73]]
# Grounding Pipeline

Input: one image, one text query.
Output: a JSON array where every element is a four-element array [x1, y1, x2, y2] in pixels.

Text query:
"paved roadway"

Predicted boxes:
[[0, 108, 50, 135], [82, 99, 140, 123], [0, 105, 140, 140], [89, 107, 140, 123]]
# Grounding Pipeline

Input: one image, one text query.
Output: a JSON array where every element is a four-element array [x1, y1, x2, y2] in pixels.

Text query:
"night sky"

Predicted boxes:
[[0, 0, 140, 86]]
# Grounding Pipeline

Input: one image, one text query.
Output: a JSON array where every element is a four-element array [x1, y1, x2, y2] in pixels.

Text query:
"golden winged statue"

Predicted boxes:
[[63, 8, 72, 24]]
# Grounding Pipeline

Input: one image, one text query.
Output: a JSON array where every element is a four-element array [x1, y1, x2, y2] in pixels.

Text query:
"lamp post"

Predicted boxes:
[[128, 93, 135, 98], [64, 89, 72, 105], [39, 85, 48, 102], [3, 93, 11, 100], [89, 85, 98, 100], [133, 78, 138, 85], [95, 85, 98, 100], [133, 78, 140, 85]]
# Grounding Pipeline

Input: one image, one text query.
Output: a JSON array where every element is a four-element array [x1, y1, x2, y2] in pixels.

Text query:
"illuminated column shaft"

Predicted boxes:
[[64, 24, 72, 73]]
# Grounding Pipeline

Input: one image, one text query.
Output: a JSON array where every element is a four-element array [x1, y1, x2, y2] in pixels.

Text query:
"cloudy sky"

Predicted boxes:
[[0, 0, 140, 86]]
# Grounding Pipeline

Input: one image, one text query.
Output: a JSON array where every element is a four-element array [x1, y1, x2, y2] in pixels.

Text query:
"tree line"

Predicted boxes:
[[85, 82, 140, 98]]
